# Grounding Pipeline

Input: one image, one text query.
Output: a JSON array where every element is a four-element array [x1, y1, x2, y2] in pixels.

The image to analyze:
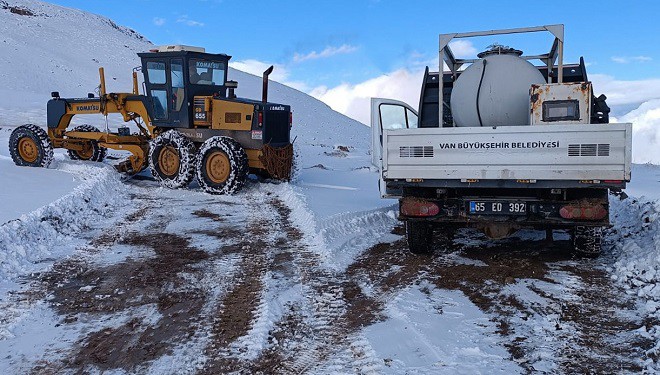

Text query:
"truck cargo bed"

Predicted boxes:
[[382, 123, 632, 182]]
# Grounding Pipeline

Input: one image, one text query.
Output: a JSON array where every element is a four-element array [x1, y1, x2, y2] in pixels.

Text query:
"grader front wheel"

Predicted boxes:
[[9, 124, 54, 168], [66, 125, 107, 162], [158, 145, 180, 177]]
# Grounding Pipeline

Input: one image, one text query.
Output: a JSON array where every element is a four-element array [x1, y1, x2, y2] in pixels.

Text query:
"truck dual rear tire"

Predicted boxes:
[[196, 136, 249, 195], [9, 124, 54, 168], [66, 125, 107, 162], [149, 130, 196, 189], [406, 221, 434, 254], [572, 226, 604, 257]]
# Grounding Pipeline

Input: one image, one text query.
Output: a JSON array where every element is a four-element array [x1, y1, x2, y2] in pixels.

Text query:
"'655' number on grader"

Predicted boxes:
[[9, 45, 294, 195]]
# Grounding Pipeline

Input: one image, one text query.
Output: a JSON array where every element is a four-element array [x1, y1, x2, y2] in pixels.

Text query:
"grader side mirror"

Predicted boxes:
[[51, 91, 59, 98]]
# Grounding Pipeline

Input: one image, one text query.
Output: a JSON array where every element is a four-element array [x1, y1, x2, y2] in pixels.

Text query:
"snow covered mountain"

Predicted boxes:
[[0, 0, 380, 219], [0, 0, 369, 150], [0, 0, 150, 110]]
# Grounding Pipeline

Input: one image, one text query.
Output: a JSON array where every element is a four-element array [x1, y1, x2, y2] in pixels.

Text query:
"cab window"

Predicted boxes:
[[380, 104, 418, 130], [171, 59, 185, 111], [147, 61, 166, 84], [189, 59, 225, 85], [171, 60, 184, 88], [151, 90, 168, 119]]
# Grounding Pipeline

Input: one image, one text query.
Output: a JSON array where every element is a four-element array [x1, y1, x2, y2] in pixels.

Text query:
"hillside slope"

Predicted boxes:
[[0, 0, 369, 147], [0, 0, 380, 219], [0, 0, 384, 226]]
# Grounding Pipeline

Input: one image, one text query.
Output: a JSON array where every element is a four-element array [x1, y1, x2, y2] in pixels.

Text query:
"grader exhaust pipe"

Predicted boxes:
[[262, 65, 274, 103]]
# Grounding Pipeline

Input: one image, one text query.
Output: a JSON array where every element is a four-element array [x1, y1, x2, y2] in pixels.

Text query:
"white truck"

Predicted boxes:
[[371, 25, 632, 256]]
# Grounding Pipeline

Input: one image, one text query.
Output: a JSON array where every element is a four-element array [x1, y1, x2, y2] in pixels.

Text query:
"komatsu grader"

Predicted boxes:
[[9, 45, 294, 194]]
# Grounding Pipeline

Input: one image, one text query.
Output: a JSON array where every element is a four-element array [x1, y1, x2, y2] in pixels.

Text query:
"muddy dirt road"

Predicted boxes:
[[0, 178, 654, 374]]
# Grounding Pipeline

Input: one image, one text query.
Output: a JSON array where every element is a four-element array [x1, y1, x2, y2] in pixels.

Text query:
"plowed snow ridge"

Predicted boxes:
[[0, 162, 125, 283]]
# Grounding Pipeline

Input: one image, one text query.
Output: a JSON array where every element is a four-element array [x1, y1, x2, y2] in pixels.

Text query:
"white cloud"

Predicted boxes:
[[591, 74, 660, 106], [310, 68, 424, 125], [448, 40, 477, 59], [293, 44, 359, 63], [152, 17, 166, 26], [176, 15, 204, 27], [611, 56, 652, 64], [229, 59, 308, 91], [616, 99, 660, 163], [230, 60, 288, 82]]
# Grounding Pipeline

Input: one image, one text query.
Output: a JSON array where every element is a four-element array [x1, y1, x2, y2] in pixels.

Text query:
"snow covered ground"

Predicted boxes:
[[0, 128, 80, 224], [1, 0, 660, 374]]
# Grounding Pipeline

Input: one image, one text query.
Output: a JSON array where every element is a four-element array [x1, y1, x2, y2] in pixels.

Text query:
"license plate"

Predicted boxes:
[[469, 201, 527, 215]]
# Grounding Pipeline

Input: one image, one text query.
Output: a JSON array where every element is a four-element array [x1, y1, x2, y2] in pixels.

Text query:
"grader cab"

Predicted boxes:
[[9, 45, 294, 195]]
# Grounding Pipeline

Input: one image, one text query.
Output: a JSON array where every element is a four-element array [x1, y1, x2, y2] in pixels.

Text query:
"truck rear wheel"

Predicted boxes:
[[66, 125, 107, 162], [572, 226, 603, 257], [406, 221, 433, 254], [149, 130, 196, 189], [9, 124, 54, 168], [196, 136, 248, 195]]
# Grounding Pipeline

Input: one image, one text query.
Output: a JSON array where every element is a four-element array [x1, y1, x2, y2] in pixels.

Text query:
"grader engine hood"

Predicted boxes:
[[259, 103, 292, 147]]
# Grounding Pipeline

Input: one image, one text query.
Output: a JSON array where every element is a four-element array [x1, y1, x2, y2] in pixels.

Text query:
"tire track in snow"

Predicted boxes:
[[14, 184, 250, 374], [259, 199, 383, 374], [367, 228, 654, 373]]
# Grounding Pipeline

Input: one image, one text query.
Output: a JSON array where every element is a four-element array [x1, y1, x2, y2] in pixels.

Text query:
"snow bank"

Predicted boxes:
[[609, 194, 660, 355], [0, 128, 85, 224], [0, 162, 125, 283]]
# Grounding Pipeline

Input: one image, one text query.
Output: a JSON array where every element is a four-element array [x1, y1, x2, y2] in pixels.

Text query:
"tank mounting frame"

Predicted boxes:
[[438, 24, 565, 127]]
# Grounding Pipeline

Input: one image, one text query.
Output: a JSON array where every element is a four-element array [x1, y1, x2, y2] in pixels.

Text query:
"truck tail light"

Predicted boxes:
[[400, 198, 439, 217], [289, 112, 293, 127], [560, 203, 607, 221], [258, 112, 263, 127]]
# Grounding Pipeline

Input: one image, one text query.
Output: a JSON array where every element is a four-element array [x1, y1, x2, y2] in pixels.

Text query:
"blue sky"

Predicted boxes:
[[47, 0, 660, 123], [49, 0, 658, 82]]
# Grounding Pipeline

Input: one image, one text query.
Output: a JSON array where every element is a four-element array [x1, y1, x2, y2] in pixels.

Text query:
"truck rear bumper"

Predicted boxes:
[[386, 179, 626, 194], [399, 196, 610, 228]]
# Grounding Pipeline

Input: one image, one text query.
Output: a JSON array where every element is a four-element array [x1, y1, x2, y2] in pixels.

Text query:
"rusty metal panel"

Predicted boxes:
[[530, 82, 591, 125]]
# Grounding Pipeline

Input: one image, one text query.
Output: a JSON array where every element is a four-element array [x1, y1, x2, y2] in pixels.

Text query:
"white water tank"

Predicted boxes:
[[450, 47, 545, 127]]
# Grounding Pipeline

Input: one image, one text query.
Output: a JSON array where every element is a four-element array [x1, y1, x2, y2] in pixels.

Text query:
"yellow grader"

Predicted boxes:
[[9, 45, 294, 194]]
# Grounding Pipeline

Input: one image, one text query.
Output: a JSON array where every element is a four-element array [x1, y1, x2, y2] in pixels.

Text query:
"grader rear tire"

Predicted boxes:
[[9, 124, 53, 168], [66, 125, 107, 162], [149, 130, 196, 189], [196, 136, 248, 195]]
